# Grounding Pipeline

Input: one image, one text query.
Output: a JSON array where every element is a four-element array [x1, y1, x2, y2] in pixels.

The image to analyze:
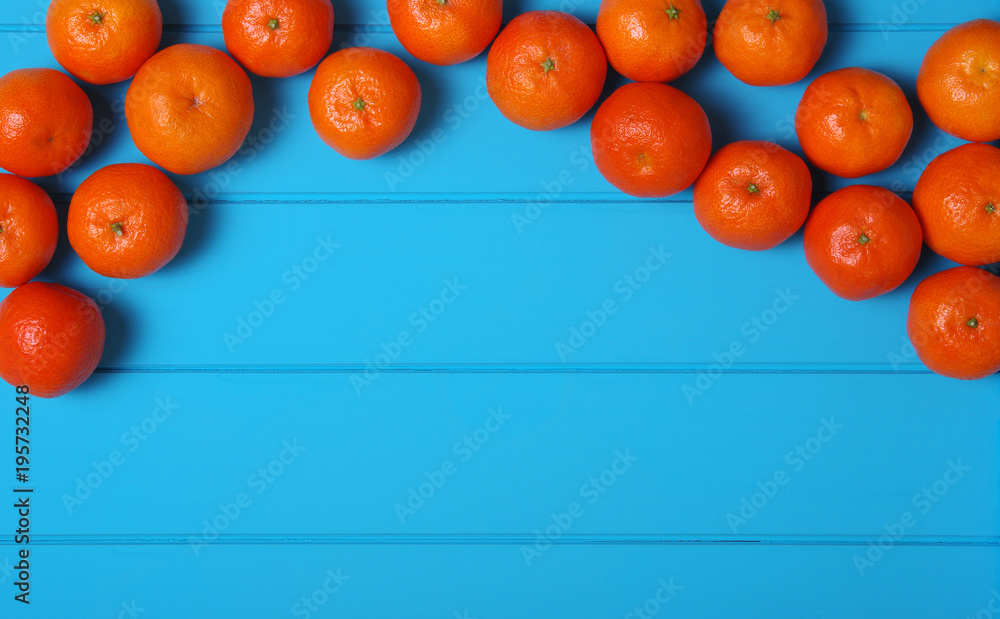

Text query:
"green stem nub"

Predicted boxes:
[[766, 8, 780, 24], [665, 3, 681, 19], [987, 202, 996, 214], [859, 109, 870, 121], [112, 222, 123, 237], [857, 232, 871, 245], [268, 18, 279, 30], [437, 0, 447, 5], [542, 57, 555, 72], [747, 182, 759, 194], [353, 98, 366, 111], [89, 11, 104, 25], [967, 317, 979, 328]]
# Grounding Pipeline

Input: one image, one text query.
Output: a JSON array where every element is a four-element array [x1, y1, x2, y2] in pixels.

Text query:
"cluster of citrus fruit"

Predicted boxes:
[[0, 0, 998, 398]]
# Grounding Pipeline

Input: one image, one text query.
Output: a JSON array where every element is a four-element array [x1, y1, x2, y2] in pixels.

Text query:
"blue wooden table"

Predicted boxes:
[[2, 0, 998, 616]]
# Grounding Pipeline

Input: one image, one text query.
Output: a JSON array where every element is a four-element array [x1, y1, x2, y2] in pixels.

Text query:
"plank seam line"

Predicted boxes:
[[4, 534, 997, 547], [92, 363, 932, 375]]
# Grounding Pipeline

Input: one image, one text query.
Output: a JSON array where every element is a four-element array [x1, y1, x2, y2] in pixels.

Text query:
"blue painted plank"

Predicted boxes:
[[1, 544, 997, 617], [27, 373, 999, 536], [11, 200, 965, 367]]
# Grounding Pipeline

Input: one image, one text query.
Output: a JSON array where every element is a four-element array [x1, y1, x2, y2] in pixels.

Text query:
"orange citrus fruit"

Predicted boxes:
[[907, 266, 1000, 380], [125, 44, 255, 175], [308, 47, 422, 160], [0, 175, 59, 288], [693, 140, 812, 251], [795, 67, 913, 178], [713, 0, 828, 87], [917, 18, 1000, 143], [487, 11, 607, 131], [596, 0, 707, 83], [0, 68, 93, 178], [912, 143, 1000, 267], [68, 163, 188, 279], [0, 282, 105, 398], [591, 82, 711, 198], [222, 0, 334, 78], [803, 185, 923, 301], [46, 0, 163, 85], [388, 0, 502, 66]]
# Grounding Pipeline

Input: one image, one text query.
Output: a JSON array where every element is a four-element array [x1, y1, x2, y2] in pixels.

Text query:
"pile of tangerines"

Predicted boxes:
[[0, 0, 998, 398]]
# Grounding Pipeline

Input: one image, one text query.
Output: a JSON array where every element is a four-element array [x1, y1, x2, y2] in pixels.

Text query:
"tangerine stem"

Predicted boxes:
[[89, 11, 104, 25], [859, 109, 870, 121], [437, 0, 447, 4], [664, 3, 681, 19], [112, 222, 123, 237], [987, 202, 996, 214], [542, 57, 555, 72], [857, 232, 871, 245], [353, 98, 366, 111], [747, 182, 759, 194], [967, 317, 979, 328], [268, 18, 279, 30], [766, 8, 780, 24]]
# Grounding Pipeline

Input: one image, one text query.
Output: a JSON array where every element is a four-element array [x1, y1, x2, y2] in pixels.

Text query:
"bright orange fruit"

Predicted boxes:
[[803, 185, 923, 301], [912, 143, 1000, 267], [596, 0, 707, 83], [795, 67, 913, 178], [308, 47, 422, 160], [693, 141, 812, 251], [591, 82, 711, 198], [917, 18, 1000, 143], [46, 0, 163, 85], [908, 266, 1000, 380], [388, 0, 502, 66], [0, 175, 59, 288], [125, 44, 255, 175], [222, 0, 334, 78], [713, 0, 827, 87], [0, 68, 93, 178], [68, 164, 188, 279], [487, 11, 607, 131], [0, 282, 105, 398]]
